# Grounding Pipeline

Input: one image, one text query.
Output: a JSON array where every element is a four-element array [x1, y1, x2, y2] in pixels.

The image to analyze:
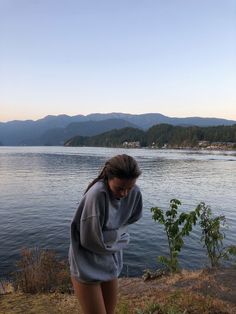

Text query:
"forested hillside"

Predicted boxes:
[[65, 124, 236, 149]]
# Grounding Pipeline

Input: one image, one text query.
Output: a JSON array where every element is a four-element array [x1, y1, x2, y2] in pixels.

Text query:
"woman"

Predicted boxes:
[[69, 154, 142, 314]]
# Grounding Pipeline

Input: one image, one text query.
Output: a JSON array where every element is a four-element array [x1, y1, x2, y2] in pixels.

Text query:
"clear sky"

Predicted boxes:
[[1, 0, 236, 122]]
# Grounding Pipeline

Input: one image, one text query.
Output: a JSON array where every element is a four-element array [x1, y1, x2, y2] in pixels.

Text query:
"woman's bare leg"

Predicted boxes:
[[101, 278, 118, 314], [71, 276, 106, 314]]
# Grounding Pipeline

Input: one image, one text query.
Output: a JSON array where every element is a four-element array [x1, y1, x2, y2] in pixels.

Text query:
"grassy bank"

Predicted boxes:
[[1, 268, 236, 314]]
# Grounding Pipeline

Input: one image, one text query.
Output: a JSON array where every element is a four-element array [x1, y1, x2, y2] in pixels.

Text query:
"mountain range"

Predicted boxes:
[[0, 112, 235, 146]]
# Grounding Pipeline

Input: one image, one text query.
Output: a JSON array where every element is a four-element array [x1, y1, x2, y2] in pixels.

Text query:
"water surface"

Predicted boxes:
[[0, 147, 235, 278]]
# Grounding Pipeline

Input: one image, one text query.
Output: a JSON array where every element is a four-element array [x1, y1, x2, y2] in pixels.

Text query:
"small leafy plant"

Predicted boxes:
[[151, 199, 202, 273], [199, 203, 236, 267]]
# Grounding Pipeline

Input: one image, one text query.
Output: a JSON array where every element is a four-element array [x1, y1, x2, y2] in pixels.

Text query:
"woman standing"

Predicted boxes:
[[69, 154, 143, 314]]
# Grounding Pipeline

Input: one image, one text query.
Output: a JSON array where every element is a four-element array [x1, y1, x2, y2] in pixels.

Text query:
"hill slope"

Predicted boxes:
[[23, 119, 139, 146]]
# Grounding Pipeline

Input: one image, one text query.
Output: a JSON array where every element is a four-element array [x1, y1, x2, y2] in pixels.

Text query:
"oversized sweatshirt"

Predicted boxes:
[[68, 180, 143, 283]]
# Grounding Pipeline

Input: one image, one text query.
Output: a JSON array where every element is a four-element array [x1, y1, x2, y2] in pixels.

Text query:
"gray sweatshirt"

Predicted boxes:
[[68, 180, 143, 283]]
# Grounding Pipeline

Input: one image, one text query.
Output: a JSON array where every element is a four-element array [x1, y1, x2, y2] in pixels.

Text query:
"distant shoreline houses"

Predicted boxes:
[[122, 140, 236, 150], [122, 141, 141, 148], [197, 141, 236, 150]]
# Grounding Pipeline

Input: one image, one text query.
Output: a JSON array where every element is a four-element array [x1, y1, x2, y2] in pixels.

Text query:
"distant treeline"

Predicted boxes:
[[64, 124, 236, 149]]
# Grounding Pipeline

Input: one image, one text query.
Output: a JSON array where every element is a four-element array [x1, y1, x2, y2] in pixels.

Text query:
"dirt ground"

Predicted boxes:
[[0, 267, 236, 313], [119, 267, 236, 306]]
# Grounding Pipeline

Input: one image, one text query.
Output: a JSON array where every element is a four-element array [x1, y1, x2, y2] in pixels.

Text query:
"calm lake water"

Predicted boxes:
[[0, 146, 236, 278]]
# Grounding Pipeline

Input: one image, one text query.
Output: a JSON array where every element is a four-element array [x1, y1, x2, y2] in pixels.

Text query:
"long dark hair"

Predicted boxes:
[[85, 154, 141, 193]]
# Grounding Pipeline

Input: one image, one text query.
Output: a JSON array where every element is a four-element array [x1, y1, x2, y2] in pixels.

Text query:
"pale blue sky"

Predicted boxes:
[[1, 0, 236, 122]]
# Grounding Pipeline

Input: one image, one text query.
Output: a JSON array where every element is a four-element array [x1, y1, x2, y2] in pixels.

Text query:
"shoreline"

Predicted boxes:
[[0, 145, 236, 151]]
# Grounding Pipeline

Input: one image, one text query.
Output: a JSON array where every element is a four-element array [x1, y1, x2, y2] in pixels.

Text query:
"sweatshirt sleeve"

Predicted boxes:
[[127, 190, 143, 224], [80, 216, 129, 254], [79, 189, 129, 254]]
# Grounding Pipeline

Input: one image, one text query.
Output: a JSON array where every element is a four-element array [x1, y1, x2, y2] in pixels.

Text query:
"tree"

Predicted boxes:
[[151, 199, 202, 272]]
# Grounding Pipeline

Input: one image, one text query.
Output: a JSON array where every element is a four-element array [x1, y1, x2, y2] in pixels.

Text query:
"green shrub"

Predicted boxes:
[[199, 204, 236, 267], [151, 199, 202, 273]]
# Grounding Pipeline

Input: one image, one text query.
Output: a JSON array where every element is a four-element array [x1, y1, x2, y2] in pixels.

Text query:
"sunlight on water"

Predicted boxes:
[[0, 147, 235, 277]]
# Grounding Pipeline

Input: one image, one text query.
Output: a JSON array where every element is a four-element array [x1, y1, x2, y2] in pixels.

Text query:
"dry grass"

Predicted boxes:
[[1, 249, 236, 314], [117, 268, 236, 314], [0, 279, 235, 314], [13, 247, 71, 294], [0, 292, 81, 314], [117, 289, 234, 314]]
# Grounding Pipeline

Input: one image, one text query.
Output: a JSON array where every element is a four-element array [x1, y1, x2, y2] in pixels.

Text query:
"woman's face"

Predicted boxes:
[[108, 177, 136, 199]]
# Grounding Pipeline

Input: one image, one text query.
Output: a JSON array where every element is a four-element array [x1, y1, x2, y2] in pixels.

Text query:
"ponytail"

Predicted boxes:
[[84, 166, 107, 194]]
